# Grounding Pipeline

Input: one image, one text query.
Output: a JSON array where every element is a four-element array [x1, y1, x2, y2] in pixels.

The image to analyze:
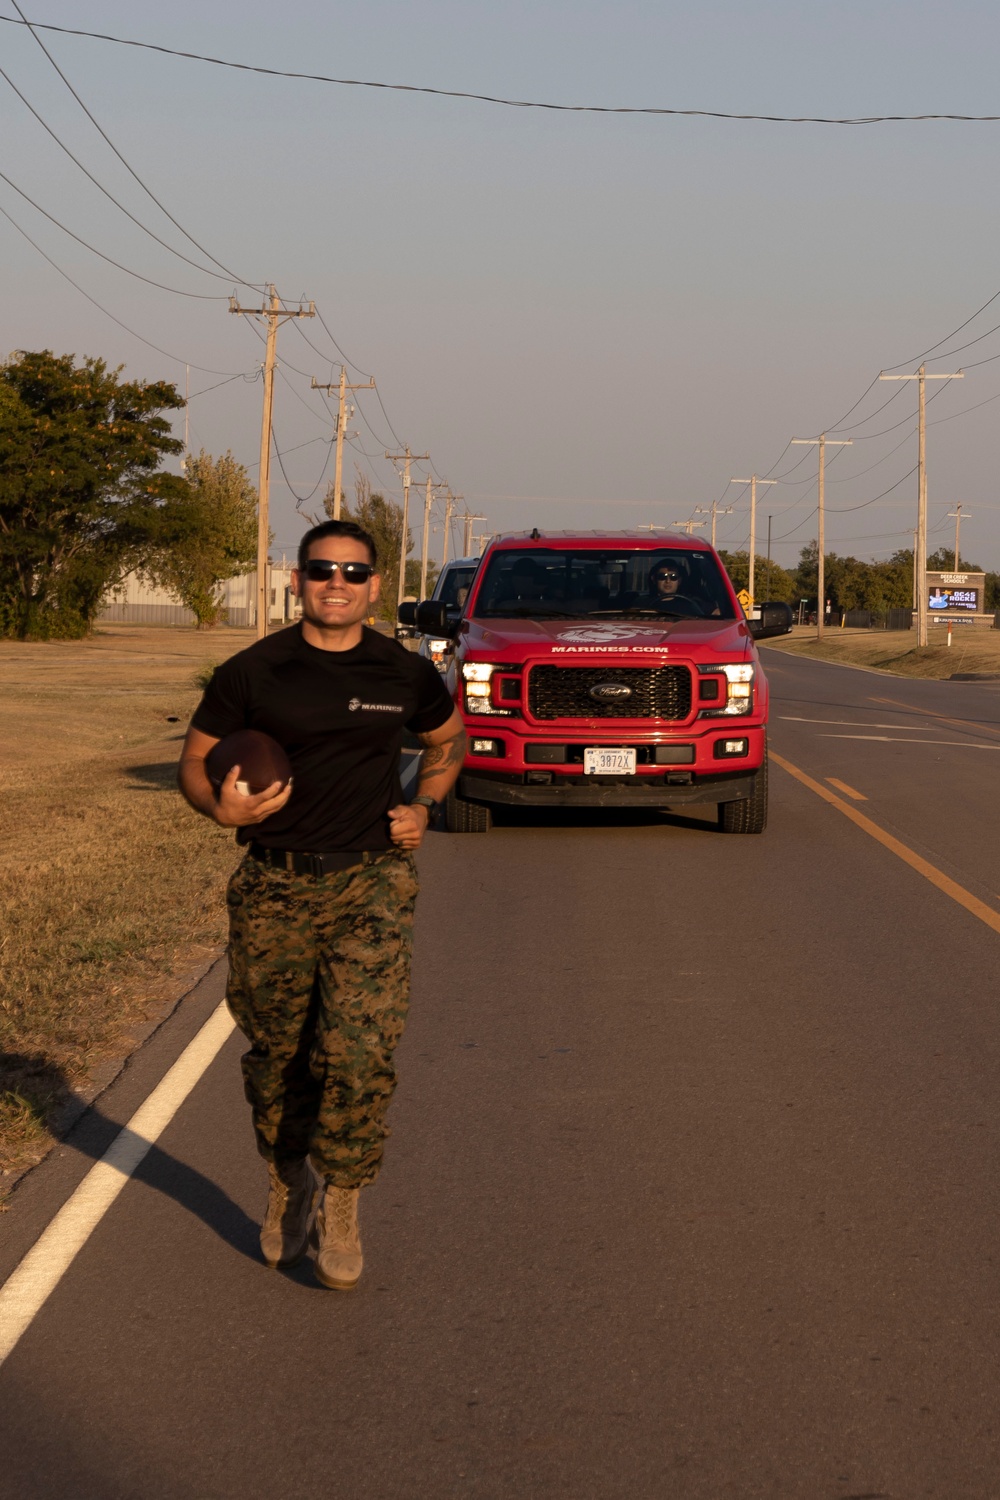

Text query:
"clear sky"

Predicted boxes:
[[4, 0, 1000, 569]]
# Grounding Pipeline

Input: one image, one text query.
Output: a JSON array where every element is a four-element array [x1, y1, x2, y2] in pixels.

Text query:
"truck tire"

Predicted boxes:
[[718, 747, 768, 834], [445, 786, 493, 833]]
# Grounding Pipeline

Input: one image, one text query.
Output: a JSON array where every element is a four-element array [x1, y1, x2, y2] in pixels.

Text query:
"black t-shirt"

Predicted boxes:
[[191, 624, 454, 852]]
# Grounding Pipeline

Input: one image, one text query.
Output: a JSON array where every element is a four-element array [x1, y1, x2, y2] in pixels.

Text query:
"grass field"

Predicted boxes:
[[763, 624, 1000, 679], [0, 624, 252, 1193]]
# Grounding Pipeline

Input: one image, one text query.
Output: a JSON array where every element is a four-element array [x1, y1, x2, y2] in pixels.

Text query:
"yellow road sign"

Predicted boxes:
[[737, 588, 753, 615]]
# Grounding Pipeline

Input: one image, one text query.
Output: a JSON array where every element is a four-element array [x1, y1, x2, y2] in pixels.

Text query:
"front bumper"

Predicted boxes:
[[458, 769, 759, 808]]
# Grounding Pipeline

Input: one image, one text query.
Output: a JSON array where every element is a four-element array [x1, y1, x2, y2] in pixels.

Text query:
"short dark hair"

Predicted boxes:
[[297, 518, 378, 571]]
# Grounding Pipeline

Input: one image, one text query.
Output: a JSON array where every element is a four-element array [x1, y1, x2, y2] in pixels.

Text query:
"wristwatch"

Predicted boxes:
[[411, 794, 438, 819]]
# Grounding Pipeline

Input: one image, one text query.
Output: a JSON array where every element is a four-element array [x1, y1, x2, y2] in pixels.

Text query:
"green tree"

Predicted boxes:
[[794, 541, 819, 606], [405, 558, 440, 598], [926, 546, 983, 572], [331, 472, 412, 624], [143, 450, 257, 627], [0, 349, 185, 638], [718, 551, 797, 604]]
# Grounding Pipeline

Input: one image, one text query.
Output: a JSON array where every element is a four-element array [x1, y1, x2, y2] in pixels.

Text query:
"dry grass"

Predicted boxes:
[[762, 624, 1000, 680], [0, 623, 252, 1190]]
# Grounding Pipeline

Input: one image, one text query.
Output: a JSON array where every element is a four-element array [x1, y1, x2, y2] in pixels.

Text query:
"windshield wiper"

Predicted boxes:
[[478, 606, 581, 618], [587, 608, 686, 619]]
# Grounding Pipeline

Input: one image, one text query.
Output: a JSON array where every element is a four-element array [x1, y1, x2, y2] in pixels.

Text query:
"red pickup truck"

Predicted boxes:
[[406, 530, 791, 834]]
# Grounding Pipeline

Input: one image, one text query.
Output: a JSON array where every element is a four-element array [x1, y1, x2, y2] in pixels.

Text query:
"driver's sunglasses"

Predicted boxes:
[[654, 570, 681, 582], [302, 559, 374, 583]]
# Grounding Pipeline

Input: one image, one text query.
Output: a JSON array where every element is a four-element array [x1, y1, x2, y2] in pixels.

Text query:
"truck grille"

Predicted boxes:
[[527, 665, 692, 721]]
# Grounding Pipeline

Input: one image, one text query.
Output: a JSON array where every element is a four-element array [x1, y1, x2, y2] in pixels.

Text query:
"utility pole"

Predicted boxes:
[[182, 363, 190, 471], [947, 505, 970, 571], [441, 491, 463, 566], [464, 513, 486, 556], [230, 285, 315, 638], [311, 368, 376, 519], [419, 476, 447, 597], [765, 515, 772, 600], [879, 364, 965, 647], [729, 476, 777, 606], [790, 435, 852, 641], [696, 501, 733, 548], [672, 518, 706, 537], [385, 447, 430, 607]]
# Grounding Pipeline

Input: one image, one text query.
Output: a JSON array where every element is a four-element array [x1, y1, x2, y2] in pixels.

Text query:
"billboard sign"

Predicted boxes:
[[926, 570, 985, 615]]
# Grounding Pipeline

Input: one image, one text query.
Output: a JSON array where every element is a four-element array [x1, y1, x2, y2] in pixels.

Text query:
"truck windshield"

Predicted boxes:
[[474, 548, 737, 621]]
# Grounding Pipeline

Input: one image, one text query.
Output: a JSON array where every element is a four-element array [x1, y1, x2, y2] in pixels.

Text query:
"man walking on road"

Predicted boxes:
[[178, 519, 466, 1290]]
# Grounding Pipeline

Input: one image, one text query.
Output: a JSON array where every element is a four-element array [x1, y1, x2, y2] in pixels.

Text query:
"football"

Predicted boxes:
[[205, 729, 292, 797]]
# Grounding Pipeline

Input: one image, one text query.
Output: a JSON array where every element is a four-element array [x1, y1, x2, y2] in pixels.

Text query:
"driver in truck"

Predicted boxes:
[[651, 559, 686, 601], [650, 557, 721, 617]]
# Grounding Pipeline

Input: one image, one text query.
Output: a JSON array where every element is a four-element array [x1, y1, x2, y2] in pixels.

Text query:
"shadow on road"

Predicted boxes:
[[2, 1051, 265, 1269]]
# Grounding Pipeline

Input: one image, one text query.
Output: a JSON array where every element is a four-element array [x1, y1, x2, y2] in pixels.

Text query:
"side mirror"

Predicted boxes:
[[749, 601, 793, 640], [415, 599, 455, 635], [397, 601, 417, 628]]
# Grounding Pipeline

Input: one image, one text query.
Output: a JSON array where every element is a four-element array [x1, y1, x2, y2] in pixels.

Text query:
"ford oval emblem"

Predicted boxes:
[[589, 682, 633, 701]]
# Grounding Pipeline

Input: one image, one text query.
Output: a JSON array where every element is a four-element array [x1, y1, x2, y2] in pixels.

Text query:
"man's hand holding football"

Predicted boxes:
[[214, 764, 293, 828]]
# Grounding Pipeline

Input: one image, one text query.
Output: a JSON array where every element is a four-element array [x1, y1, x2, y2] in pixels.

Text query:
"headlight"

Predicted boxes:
[[462, 661, 497, 681], [428, 639, 450, 653], [699, 663, 755, 717], [460, 660, 514, 716]]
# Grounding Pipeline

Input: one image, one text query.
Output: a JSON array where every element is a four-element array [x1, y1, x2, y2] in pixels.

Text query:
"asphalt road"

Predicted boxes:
[[3, 649, 1000, 1499]]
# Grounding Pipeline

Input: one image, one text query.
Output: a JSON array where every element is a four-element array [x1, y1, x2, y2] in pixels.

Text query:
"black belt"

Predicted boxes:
[[248, 841, 378, 877]]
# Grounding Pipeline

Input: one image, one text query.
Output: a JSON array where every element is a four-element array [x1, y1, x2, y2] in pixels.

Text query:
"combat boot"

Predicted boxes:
[[314, 1184, 363, 1290], [260, 1157, 316, 1269]]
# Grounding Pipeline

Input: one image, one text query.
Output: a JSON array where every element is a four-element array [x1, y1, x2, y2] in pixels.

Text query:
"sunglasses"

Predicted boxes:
[[654, 570, 682, 582], [302, 559, 375, 583]]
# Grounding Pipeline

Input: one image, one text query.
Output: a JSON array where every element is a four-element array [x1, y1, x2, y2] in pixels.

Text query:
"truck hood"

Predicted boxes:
[[461, 615, 753, 661]]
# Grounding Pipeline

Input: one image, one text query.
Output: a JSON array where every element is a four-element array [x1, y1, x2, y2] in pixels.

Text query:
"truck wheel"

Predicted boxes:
[[445, 786, 493, 833], [718, 748, 768, 834]]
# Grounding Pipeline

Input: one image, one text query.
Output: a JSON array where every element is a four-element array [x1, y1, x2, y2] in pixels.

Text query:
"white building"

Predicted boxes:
[[97, 558, 302, 629]]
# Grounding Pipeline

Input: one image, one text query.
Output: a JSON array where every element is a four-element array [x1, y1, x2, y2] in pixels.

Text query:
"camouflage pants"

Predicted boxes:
[[225, 850, 419, 1188]]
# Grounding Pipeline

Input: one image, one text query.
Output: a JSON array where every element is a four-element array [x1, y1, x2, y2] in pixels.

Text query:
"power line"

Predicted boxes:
[[4, 17, 1000, 124], [827, 464, 918, 513], [885, 289, 1000, 371], [0, 62, 235, 284], [315, 308, 372, 380], [844, 379, 954, 440], [0, 166, 228, 298], [188, 372, 258, 399], [6, 2, 261, 290], [0, 198, 242, 374], [272, 431, 334, 505]]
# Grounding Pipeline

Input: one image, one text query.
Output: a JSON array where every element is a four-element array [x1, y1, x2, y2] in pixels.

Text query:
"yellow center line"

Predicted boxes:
[[869, 694, 1000, 742], [825, 776, 867, 801], [772, 750, 1000, 938]]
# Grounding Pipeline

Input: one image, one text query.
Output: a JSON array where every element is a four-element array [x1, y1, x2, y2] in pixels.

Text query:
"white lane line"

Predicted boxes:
[[819, 734, 1000, 749], [0, 1001, 235, 1369]]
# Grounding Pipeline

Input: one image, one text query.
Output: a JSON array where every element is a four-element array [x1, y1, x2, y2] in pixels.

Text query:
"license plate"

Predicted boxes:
[[584, 747, 636, 775]]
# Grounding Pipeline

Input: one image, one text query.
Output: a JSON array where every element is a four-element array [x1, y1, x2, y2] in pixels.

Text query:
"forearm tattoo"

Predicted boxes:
[[417, 729, 467, 777]]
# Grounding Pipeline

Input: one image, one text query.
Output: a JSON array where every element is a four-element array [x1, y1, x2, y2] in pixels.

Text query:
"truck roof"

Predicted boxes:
[[486, 529, 712, 550]]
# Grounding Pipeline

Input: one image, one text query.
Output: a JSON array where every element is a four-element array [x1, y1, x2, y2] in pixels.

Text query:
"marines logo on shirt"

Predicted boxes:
[[348, 697, 404, 713]]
